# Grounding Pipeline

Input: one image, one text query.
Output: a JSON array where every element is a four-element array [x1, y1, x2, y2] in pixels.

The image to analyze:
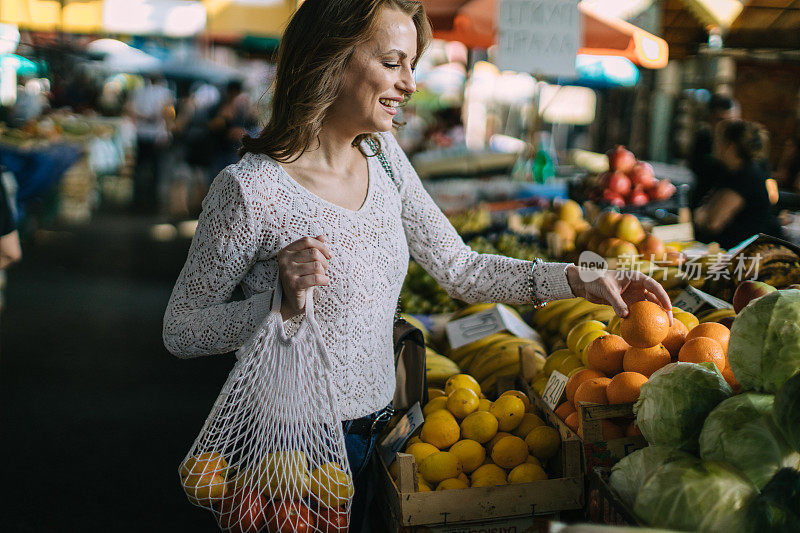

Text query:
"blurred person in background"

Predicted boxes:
[[207, 79, 257, 178], [0, 168, 21, 319], [774, 126, 800, 193], [694, 119, 784, 248], [128, 73, 174, 213], [689, 94, 741, 208], [163, 1, 673, 530]]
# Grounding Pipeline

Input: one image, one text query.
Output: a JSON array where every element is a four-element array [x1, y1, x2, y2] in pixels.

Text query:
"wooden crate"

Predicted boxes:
[[374, 395, 584, 528], [576, 403, 647, 470], [586, 467, 642, 526]]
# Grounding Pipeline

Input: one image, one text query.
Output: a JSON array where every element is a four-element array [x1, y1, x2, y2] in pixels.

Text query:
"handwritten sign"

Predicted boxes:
[[380, 402, 424, 467], [446, 305, 537, 350], [541, 371, 569, 410], [496, 0, 579, 77], [651, 222, 695, 243]]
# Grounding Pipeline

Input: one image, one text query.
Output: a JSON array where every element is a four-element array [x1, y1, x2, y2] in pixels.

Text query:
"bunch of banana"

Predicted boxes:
[[756, 260, 800, 288], [464, 337, 546, 394], [557, 300, 616, 338], [426, 347, 461, 385], [697, 308, 737, 324]]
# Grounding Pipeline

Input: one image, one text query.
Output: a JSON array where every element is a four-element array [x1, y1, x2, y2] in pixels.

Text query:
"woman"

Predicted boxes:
[[163, 0, 671, 529], [694, 120, 784, 249]]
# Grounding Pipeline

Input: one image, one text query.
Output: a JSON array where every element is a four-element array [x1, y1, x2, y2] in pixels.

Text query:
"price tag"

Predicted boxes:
[[673, 285, 732, 314], [446, 304, 537, 350], [651, 222, 695, 243], [541, 371, 569, 410], [379, 403, 424, 467]]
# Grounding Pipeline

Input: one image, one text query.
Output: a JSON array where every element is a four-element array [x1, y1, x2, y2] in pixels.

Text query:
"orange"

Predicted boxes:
[[620, 301, 670, 348], [565, 369, 607, 405], [661, 318, 688, 360], [722, 366, 741, 393], [606, 372, 648, 404], [573, 377, 611, 406], [554, 402, 576, 421], [564, 412, 579, 433], [625, 420, 642, 437], [678, 337, 726, 371], [586, 335, 629, 376], [622, 344, 671, 377], [686, 322, 730, 355]]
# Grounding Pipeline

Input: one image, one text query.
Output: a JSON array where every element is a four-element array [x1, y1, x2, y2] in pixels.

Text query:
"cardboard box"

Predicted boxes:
[[373, 391, 584, 529]]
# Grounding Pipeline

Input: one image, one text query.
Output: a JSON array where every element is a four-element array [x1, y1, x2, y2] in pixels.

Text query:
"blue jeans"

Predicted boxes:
[[343, 405, 393, 532]]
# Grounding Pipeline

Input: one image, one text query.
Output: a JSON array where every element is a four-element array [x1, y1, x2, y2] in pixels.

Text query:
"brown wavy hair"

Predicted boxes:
[[718, 119, 769, 163], [239, 0, 432, 162]]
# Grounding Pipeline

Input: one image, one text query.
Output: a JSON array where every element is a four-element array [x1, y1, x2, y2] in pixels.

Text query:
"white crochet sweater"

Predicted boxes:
[[163, 131, 574, 419]]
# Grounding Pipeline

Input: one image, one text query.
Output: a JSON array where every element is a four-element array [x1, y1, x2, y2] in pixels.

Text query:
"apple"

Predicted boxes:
[[608, 240, 639, 259], [598, 237, 623, 258], [602, 189, 626, 207], [732, 280, 778, 313], [314, 506, 349, 532], [606, 171, 632, 197], [219, 489, 267, 533], [615, 213, 646, 244], [607, 145, 636, 173], [718, 316, 735, 329], [630, 162, 656, 189], [649, 179, 676, 201], [637, 234, 666, 261], [627, 187, 649, 206], [265, 500, 314, 533]]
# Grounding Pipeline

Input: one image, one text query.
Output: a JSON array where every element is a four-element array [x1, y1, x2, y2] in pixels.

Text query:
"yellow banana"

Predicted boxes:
[[480, 362, 521, 394], [450, 303, 496, 321], [558, 300, 603, 337], [532, 298, 580, 328], [471, 340, 535, 382], [585, 306, 616, 324], [449, 332, 511, 362], [699, 308, 737, 323]]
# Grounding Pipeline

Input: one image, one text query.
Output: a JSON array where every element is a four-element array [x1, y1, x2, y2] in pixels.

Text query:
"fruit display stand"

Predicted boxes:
[[373, 394, 584, 530]]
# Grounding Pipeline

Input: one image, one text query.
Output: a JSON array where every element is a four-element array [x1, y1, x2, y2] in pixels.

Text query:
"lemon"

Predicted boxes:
[[470, 464, 507, 487], [445, 374, 481, 397], [422, 396, 448, 417], [448, 439, 485, 474], [477, 398, 493, 411], [258, 451, 310, 499], [446, 388, 480, 418], [406, 435, 423, 447], [507, 463, 548, 484], [499, 390, 531, 411], [531, 375, 547, 396], [183, 472, 227, 505], [405, 442, 439, 465], [457, 472, 470, 486], [428, 388, 446, 400], [417, 479, 432, 492], [525, 455, 542, 467], [525, 426, 561, 461], [310, 462, 353, 507], [491, 435, 528, 469], [180, 451, 229, 478], [486, 432, 513, 454], [460, 411, 499, 444], [436, 477, 468, 490], [543, 349, 573, 375], [674, 311, 699, 331], [419, 451, 462, 485], [579, 330, 609, 366], [421, 414, 460, 449], [557, 355, 583, 376], [490, 395, 525, 432], [511, 413, 545, 439], [568, 366, 586, 378], [566, 320, 606, 353]]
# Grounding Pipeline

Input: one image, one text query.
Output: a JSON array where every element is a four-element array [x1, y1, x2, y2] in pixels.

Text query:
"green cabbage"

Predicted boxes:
[[699, 393, 800, 489], [729, 290, 800, 393], [634, 459, 757, 531], [609, 446, 694, 508], [774, 372, 800, 453], [634, 362, 732, 452], [719, 469, 800, 533]]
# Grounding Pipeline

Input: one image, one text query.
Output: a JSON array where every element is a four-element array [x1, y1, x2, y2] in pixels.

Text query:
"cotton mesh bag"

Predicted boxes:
[[178, 285, 353, 532]]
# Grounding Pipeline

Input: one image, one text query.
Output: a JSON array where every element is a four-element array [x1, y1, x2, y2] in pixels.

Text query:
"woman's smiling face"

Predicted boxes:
[[326, 7, 418, 135]]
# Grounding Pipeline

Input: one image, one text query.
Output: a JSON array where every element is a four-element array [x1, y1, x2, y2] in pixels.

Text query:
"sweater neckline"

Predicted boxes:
[[264, 147, 375, 215]]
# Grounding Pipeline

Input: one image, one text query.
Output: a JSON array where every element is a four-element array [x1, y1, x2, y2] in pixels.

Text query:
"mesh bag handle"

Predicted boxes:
[[178, 283, 352, 532]]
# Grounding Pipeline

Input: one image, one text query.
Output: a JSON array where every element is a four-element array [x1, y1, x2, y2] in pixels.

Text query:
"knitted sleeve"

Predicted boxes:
[[162, 166, 278, 358], [378, 131, 574, 304]]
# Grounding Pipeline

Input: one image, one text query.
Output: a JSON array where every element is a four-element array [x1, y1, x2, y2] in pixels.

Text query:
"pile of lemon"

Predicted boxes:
[[392, 374, 561, 492]]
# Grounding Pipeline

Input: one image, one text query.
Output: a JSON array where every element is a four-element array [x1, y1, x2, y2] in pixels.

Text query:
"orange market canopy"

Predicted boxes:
[[424, 0, 669, 69]]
